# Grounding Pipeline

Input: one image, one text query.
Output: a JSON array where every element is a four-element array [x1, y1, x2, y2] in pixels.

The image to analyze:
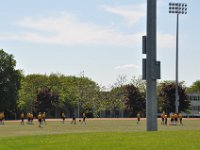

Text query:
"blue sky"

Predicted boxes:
[[0, 0, 199, 88]]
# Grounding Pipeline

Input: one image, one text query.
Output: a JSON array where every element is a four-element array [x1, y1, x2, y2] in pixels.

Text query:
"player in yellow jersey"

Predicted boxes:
[[27, 112, 31, 124], [164, 114, 168, 125], [81, 112, 86, 125], [0, 112, 4, 125], [161, 112, 165, 125], [42, 112, 46, 125], [20, 112, 25, 125], [38, 112, 42, 128], [174, 113, 178, 125], [137, 112, 141, 124], [170, 113, 174, 125], [178, 113, 183, 126], [30, 113, 34, 124]]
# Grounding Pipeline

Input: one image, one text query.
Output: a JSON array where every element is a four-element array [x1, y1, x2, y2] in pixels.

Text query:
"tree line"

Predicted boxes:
[[1, 49, 198, 119]]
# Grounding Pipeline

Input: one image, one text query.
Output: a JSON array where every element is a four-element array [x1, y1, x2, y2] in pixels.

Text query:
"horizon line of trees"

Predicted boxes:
[[1, 49, 199, 119]]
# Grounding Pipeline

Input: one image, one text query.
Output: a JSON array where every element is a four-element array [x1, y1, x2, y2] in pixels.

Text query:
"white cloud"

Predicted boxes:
[[0, 11, 175, 48], [157, 32, 175, 49], [0, 12, 143, 46], [115, 64, 139, 70], [101, 4, 146, 26]]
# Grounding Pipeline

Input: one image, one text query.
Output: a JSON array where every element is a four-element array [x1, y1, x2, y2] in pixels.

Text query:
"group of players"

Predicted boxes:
[[0, 111, 87, 127], [20, 112, 46, 127], [1, 111, 184, 127], [161, 112, 183, 126], [19, 111, 86, 127], [61, 111, 86, 125]]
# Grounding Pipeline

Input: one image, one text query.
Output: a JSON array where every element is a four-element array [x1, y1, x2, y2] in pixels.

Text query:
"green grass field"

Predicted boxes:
[[0, 119, 200, 150]]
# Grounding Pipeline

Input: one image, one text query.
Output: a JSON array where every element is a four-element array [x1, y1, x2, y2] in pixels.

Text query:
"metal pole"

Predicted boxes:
[[78, 101, 80, 118], [169, 2, 187, 113], [175, 13, 179, 113], [146, 0, 158, 131]]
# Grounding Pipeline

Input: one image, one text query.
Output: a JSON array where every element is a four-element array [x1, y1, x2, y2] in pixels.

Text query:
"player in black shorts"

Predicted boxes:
[[42, 112, 46, 125], [71, 113, 76, 125], [137, 112, 141, 124], [38, 112, 42, 128], [61, 111, 65, 124], [20, 112, 25, 125], [81, 112, 86, 125]]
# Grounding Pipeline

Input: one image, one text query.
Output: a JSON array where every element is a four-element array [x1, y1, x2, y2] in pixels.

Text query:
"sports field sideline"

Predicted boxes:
[[3, 117, 200, 122]]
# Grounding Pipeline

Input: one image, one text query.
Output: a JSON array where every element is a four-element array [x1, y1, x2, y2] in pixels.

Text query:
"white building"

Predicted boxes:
[[187, 93, 200, 117]]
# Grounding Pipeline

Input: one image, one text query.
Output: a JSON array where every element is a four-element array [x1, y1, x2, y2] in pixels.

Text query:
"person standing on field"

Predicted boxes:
[[170, 113, 174, 125], [81, 112, 86, 125], [174, 113, 178, 125], [30, 113, 34, 125], [137, 112, 141, 124], [164, 114, 168, 125], [179, 113, 183, 126], [0, 112, 4, 125], [161, 112, 165, 125], [42, 112, 46, 125], [20, 112, 25, 125], [61, 111, 65, 124], [71, 113, 76, 125], [38, 112, 42, 128], [27, 112, 31, 124]]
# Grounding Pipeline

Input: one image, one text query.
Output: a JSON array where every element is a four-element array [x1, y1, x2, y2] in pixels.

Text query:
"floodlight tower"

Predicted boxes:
[[142, 0, 160, 131], [169, 2, 187, 113]]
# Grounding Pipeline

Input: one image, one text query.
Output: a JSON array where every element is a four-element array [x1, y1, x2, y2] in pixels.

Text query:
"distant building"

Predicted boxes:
[[187, 93, 200, 117]]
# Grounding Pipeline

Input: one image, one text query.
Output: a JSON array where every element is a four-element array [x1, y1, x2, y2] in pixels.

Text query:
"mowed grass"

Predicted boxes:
[[0, 119, 200, 150]]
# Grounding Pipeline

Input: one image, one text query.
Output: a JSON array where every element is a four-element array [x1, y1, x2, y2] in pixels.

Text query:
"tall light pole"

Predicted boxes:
[[169, 2, 187, 113], [78, 71, 84, 118], [142, 0, 160, 131]]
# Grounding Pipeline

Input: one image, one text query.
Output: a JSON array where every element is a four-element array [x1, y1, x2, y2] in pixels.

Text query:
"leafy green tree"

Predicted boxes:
[[96, 90, 109, 117], [109, 86, 126, 117], [159, 81, 190, 113], [47, 75, 100, 117], [113, 75, 127, 87], [35, 87, 59, 114], [0, 49, 22, 116], [124, 84, 146, 117], [17, 74, 48, 112], [187, 80, 200, 93], [131, 76, 146, 93], [18, 73, 101, 118], [75, 77, 100, 117]]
